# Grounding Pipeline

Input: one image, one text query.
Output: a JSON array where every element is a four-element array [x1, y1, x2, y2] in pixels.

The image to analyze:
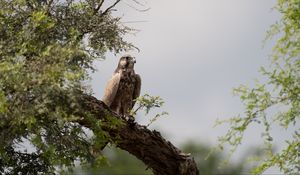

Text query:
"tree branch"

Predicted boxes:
[[95, 0, 105, 12], [78, 94, 199, 175], [101, 0, 121, 16]]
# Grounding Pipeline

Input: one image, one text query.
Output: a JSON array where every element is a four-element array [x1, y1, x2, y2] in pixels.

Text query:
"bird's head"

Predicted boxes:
[[117, 54, 136, 72]]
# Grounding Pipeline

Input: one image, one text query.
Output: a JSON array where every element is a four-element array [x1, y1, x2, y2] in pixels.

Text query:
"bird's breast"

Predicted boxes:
[[117, 74, 135, 96]]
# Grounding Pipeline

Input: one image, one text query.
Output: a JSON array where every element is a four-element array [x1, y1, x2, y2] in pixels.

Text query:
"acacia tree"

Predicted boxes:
[[0, 0, 198, 174], [218, 0, 299, 174]]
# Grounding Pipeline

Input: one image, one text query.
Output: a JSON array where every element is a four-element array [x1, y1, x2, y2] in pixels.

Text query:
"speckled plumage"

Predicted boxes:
[[102, 55, 141, 115]]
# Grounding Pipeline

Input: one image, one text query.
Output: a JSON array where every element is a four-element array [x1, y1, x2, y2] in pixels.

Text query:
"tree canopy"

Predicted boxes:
[[0, 1, 199, 174], [0, 0, 133, 174], [218, 0, 300, 174]]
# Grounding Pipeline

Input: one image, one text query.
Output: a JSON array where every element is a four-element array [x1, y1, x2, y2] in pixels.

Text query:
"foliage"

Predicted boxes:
[[72, 142, 248, 175], [73, 145, 153, 175], [182, 142, 249, 175], [0, 0, 133, 174], [131, 94, 168, 127], [217, 0, 300, 174]]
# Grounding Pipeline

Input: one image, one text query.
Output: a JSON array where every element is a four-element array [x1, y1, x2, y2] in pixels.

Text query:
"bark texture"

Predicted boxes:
[[79, 94, 199, 175]]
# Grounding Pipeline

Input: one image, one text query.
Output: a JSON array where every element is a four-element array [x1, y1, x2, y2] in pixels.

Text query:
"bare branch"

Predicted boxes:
[[95, 0, 105, 12], [124, 0, 150, 12], [101, 0, 121, 16], [130, 0, 147, 7]]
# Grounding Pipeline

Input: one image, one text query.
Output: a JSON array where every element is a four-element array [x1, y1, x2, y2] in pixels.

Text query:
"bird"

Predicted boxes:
[[102, 54, 141, 116]]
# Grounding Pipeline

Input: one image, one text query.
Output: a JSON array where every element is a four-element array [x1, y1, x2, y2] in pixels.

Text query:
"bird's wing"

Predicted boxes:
[[101, 72, 121, 106], [132, 74, 141, 108]]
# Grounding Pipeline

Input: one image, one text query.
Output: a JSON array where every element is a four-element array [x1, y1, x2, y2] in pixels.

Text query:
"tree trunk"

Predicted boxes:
[[79, 94, 199, 175]]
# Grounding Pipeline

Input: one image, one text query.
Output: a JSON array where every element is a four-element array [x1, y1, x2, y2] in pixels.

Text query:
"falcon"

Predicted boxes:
[[102, 55, 141, 116]]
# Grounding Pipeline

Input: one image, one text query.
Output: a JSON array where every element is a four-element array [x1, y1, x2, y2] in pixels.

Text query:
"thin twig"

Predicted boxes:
[[124, 1, 150, 12], [132, 105, 143, 115], [101, 0, 121, 16], [129, 0, 147, 7], [95, 0, 105, 12]]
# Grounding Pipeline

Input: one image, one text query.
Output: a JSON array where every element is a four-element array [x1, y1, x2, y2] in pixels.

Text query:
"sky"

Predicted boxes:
[[91, 0, 291, 173]]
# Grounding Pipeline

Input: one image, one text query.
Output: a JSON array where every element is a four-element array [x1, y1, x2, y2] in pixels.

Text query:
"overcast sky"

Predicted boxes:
[[91, 0, 292, 173]]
